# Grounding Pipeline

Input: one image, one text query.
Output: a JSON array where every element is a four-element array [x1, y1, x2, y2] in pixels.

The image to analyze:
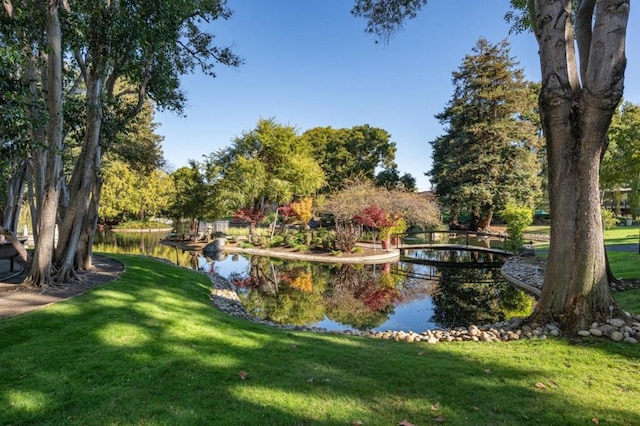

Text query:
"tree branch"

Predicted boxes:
[[533, 0, 581, 101], [584, 0, 629, 102], [575, 0, 596, 84]]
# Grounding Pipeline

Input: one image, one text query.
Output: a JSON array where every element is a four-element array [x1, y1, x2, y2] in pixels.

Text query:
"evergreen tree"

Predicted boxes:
[[429, 38, 541, 230]]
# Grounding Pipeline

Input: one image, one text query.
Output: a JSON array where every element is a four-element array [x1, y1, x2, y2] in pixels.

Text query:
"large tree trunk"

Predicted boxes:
[[25, 1, 65, 288], [76, 160, 103, 270], [530, 0, 628, 332], [478, 207, 493, 231], [54, 71, 103, 282]]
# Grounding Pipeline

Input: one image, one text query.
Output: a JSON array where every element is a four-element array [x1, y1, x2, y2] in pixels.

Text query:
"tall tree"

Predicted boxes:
[[206, 118, 325, 232], [170, 162, 211, 226], [352, 0, 631, 332], [303, 125, 397, 191], [429, 38, 542, 231], [375, 166, 417, 191], [1, 0, 241, 286]]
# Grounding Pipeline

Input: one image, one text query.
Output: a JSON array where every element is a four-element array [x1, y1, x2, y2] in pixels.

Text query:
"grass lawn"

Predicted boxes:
[[1, 255, 639, 425], [524, 225, 640, 314]]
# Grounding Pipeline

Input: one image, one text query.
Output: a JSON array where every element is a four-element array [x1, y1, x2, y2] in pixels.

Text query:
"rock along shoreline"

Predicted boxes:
[[208, 254, 640, 344]]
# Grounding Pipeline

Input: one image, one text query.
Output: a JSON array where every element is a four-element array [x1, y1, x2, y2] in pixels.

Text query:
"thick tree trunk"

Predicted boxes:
[[530, 0, 629, 332], [76, 167, 103, 270], [478, 208, 493, 231], [448, 205, 459, 228], [54, 71, 103, 282], [25, 1, 65, 288]]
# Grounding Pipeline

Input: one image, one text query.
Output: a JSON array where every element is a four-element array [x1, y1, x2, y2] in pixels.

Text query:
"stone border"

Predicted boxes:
[[221, 245, 401, 264], [207, 268, 638, 344]]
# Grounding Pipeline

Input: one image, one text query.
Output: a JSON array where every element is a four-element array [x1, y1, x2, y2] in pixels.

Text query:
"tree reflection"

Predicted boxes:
[[324, 264, 401, 329], [431, 265, 533, 328], [232, 257, 328, 325]]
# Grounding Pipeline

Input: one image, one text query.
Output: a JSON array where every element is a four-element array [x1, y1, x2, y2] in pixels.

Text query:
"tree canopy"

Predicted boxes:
[[302, 125, 399, 191], [353, 0, 631, 332], [429, 38, 542, 230], [203, 118, 326, 228], [0, 0, 241, 286]]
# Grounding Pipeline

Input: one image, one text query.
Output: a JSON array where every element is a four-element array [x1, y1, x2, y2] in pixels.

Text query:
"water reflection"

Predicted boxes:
[[93, 229, 195, 267], [227, 256, 533, 332], [93, 231, 533, 332]]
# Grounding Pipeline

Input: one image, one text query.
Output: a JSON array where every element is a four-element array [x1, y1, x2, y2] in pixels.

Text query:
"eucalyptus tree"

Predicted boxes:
[[1, 0, 66, 286], [429, 38, 542, 231], [352, 0, 631, 331], [1, 1, 240, 286]]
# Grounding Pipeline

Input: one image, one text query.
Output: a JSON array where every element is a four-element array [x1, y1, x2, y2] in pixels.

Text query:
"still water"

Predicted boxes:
[[94, 230, 533, 332]]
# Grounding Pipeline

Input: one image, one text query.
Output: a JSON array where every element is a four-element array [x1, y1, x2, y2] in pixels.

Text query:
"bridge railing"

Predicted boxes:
[[396, 230, 509, 251]]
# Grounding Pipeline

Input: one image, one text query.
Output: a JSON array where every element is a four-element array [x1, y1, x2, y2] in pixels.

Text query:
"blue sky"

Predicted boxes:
[[156, 1, 640, 191]]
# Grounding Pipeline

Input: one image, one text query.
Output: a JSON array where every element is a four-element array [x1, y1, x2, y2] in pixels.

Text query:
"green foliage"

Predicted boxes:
[[351, 0, 428, 43], [302, 125, 398, 192], [169, 163, 211, 221], [113, 220, 170, 230], [500, 203, 534, 250], [429, 39, 542, 229], [375, 166, 417, 191], [601, 209, 618, 230], [205, 118, 325, 222], [100, 160, 175, 223], [601, 101, 640, 219]]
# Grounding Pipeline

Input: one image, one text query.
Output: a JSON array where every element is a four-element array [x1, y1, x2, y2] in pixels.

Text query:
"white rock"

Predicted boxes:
[[610, 331, 624, 342], [589, 328, 603, 337], [578, 330, 591, 337], [623, 337, 638, 344], [608, 318, 626, 328]]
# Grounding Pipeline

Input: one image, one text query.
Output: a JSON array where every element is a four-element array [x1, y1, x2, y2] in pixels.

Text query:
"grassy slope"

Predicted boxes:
[[1, 255, 639, 425]]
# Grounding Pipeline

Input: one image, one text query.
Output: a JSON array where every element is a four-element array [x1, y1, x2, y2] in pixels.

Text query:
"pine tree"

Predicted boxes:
[[429, 38, 541, 230]]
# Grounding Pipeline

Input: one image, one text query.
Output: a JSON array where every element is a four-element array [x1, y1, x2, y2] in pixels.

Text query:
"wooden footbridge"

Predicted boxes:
[[394, 230, 512, 256]]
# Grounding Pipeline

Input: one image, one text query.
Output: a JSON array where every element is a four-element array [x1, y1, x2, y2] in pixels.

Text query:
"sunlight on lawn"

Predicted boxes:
[[6, 390, 48, 412]]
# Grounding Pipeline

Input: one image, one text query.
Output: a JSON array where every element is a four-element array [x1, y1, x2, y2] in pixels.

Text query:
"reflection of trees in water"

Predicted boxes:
[[431, 265, 533, 328], [406, 249, 499, 264], [93, 231, 195, 267], [233, 258, 328, 325], [391, 262, 438, 303], [324, 264, 401, 329]]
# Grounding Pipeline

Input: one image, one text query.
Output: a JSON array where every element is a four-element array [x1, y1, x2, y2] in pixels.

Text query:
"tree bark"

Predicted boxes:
[[25, 0, 65, 288], [2, 162, 26, 232], [54, 71, 103, 282], [530, 0, 629, 331]]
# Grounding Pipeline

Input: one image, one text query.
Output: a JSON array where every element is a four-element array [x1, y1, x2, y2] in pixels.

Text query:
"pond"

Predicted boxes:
[[93, 230, 534, 333]]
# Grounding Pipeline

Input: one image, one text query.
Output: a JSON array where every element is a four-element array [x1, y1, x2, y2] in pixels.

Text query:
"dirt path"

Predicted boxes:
[[0, 255, 123, 319]]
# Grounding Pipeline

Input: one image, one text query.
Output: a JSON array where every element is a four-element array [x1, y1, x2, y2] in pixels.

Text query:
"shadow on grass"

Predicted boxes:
[[1, 255, 639, 425]]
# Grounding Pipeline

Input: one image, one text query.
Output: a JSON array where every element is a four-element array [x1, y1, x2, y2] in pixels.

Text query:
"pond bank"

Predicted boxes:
[[161, 238, 400, 264]]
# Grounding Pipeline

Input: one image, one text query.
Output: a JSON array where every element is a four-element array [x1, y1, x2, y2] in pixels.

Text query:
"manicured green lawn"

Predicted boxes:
[[1, 255, 639, 425]]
